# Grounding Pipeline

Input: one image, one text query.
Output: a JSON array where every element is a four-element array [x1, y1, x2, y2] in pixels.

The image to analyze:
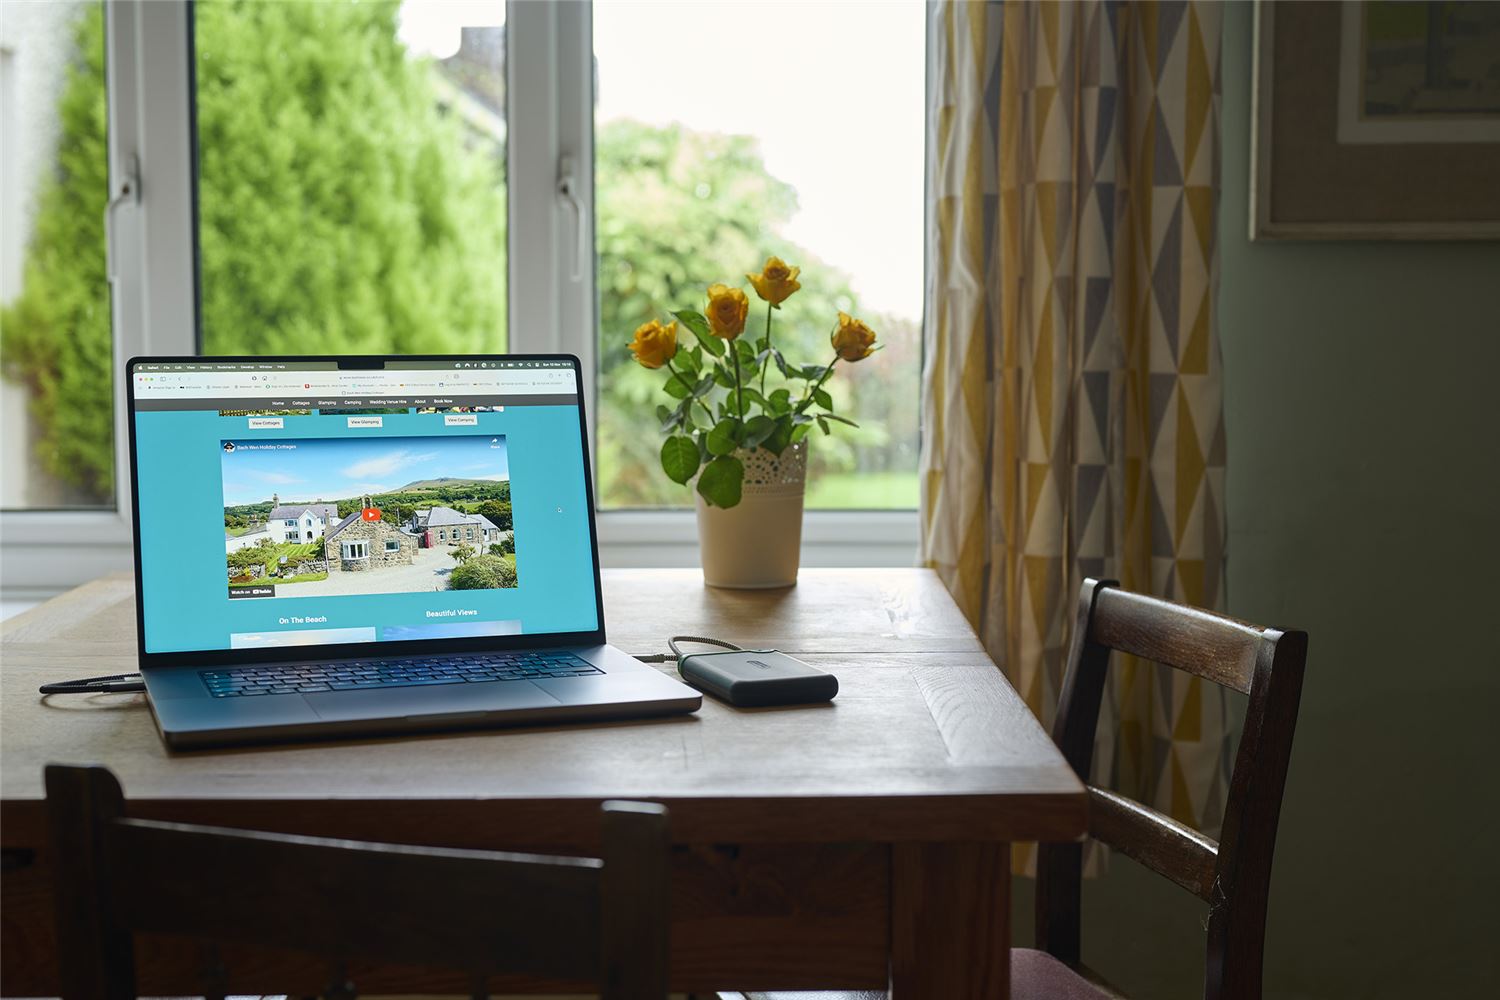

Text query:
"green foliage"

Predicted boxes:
[[449, 541, 475, 564], [6, 4, 917, 509], [0, 8, 111, 496], [477, 499, 512, 531], [593, 122, 888, 507], [696, 454, 744, 509], [194, 0, 506, 358], [448, 553, 516, 590], [3, 2, 507, 496]]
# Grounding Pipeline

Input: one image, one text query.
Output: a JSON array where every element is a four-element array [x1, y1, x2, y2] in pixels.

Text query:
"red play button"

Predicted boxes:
[[362, 508, 381, 521]]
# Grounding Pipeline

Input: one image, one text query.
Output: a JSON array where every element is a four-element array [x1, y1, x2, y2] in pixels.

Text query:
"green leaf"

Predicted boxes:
[[706, 418, 739, 456], [743, 414, 776, 449], [674, 309, 724, 356], [768, 388, 792, 416], [791, 424, 812, 444], [696, 454, 744, 508], [655, 404, 672, 424], [792, 412, 815, 425], [663, 371, 692, 399], [821, 413, 859, 427], [658, 406, 683, 432], [713, 366, 736, 389], [817, 415, 831, 435], [762, 415, 793, 455], [660, 435, 700, 485], [677, 348, 700, 373], [802, 363, 832, 380], [740, 387, 767, 411], [813, 387, 834, 410], [735, 339, 756, 363], [772, 348, 793, 378]]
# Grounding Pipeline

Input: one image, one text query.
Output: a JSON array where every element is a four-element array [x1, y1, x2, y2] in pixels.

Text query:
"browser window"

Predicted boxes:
[[129, 359, 598, 655]]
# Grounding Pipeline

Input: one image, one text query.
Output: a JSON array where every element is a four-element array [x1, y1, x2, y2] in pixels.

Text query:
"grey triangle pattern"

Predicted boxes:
[[1148, 371, 1177, 442], [1153, 102, 1184, 186], [1152, 194, 1184, 353], [1150, 486, 1174, 557]]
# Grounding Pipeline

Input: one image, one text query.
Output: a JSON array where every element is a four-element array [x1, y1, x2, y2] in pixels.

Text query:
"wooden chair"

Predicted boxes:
[[725, 577, 1307, 1000], [45, 764, 671, 1000]]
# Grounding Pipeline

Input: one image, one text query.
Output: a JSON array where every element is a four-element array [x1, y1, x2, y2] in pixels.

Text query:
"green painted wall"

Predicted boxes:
[[1015, 4, 1500, 996]]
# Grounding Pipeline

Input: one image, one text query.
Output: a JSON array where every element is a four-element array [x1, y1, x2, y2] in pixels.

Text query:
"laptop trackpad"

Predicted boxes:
[[304, 681, 562, 722]]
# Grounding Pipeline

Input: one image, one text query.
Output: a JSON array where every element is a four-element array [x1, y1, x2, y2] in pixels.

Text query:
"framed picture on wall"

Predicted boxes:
[[1251, 0, 1500, 240]]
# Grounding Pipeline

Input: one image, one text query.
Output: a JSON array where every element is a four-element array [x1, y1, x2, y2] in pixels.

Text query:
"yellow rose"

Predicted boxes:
[[628, 319, 678, 369], [747, 256, 802, 305], [705, 283, 749, 340], [831, 312, 877, 362]]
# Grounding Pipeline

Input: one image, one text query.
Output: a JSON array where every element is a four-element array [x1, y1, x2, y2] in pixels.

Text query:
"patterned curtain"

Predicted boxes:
[[921, 0, 1230, 835]]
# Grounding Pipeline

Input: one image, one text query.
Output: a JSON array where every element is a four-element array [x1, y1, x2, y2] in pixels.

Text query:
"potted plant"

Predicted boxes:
[[627, 257, 878, 588]]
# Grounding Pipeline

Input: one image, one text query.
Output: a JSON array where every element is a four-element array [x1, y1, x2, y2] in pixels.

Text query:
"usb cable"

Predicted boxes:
[[634, 635, 743, 664], [38, 673, 146, 695]]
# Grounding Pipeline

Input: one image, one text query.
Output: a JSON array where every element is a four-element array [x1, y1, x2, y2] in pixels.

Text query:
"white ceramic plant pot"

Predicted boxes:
[[695, 441, 807, 589]]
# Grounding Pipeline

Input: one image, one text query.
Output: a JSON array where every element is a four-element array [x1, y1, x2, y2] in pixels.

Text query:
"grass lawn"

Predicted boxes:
[[230, 572, 329, 588], [224, 523, 259, 537], [805, 471, 919, 510]]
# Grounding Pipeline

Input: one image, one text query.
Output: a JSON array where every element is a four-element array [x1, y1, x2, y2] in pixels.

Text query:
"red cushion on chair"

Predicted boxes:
[[737, 951, 1110, 1000], [1010, 948, 1111, 1000]]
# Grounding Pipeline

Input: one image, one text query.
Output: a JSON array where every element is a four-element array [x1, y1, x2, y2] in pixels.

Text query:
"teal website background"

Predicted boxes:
[[135, 406, 599, 654]]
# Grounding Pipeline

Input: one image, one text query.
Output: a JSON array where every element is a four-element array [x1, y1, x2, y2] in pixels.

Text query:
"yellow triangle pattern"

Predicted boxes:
[[922, 1, 1229, 861]]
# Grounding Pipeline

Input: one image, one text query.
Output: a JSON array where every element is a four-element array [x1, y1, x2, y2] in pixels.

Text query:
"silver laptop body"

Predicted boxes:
[[125, 354, 700, 750]]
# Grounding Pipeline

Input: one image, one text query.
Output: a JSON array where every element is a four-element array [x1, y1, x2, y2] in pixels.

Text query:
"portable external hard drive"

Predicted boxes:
[[676, 649, 839, 707]]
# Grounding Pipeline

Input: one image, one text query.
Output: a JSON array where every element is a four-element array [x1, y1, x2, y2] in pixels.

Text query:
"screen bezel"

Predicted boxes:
[[125, 354, 608, 668]]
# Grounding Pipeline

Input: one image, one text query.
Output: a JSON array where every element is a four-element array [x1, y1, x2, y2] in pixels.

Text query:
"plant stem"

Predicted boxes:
[[759, 302, 773, 398], [731, 345, 745, 431], [793, 353, 840, 415], [666, 359, 715, 423]]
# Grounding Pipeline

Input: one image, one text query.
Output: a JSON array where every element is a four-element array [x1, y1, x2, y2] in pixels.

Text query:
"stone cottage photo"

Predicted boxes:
[[220, 435, 517, 599]]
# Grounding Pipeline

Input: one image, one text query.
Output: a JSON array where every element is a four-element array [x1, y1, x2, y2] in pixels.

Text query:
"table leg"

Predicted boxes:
[[891, 841, 1010, 999]]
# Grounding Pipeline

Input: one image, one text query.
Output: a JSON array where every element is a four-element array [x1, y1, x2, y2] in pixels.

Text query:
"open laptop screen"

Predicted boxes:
[[128, 358, 600, 656]]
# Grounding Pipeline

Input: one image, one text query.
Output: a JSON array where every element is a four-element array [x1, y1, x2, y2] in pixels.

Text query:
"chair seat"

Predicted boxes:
[[729, 948, 1111, 1000]]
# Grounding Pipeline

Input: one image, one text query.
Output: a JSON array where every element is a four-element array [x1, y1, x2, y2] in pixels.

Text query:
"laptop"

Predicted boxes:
[[125, 354, 701, 750]]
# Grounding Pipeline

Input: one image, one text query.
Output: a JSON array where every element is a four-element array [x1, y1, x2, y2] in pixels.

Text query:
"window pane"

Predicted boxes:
[[194, 0, 507, 357], [593, 1, 923, 510], [0, 1, 115, 509]]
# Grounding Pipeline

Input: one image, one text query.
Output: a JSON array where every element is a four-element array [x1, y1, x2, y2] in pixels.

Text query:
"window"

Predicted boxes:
[[192, 0, 508, 357], [342, 540, 368, 560], [2, 1, 922, 600], [385, 539, 400, 553], [0, 1, 115, 511], [591, 2, 923, 510]]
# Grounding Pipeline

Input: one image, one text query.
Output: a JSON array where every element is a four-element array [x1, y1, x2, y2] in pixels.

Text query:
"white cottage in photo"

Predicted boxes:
[[266, 495, 340, 544]]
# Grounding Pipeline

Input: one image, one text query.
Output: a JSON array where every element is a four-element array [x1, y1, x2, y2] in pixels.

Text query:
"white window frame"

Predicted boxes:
[[0, 0, 195, 599], [1, 0, 917, 602]]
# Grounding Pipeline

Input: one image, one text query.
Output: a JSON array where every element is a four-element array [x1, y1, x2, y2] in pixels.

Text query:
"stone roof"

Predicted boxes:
[[268, 502, 339, 523], [417, 505, 498, 531], [324, 512, 363, 541]]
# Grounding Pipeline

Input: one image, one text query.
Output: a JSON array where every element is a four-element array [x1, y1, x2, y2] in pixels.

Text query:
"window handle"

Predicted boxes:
[[104, 153, 141, 284], [557, 154, 585, 283]]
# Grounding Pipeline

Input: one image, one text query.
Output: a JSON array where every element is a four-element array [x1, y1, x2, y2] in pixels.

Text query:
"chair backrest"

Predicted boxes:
[[1035, 579, 1307, 1000], [44, 764, 670, 1000]]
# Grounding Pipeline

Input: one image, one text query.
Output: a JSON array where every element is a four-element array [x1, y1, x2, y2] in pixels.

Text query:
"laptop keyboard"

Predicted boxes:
[[200, 652, 602, 698]]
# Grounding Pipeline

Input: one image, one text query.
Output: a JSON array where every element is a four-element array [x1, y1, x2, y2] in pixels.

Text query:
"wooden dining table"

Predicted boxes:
[[0, 567, 1086, 997]]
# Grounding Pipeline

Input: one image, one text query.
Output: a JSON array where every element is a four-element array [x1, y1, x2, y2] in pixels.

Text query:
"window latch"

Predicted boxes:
[[104, 153, 142, 283], [556, 154, 585, 283]]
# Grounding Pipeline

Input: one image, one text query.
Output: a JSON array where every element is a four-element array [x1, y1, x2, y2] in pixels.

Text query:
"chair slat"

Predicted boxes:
[[106, 816, 604, 979], [1089, 586, 1263, 694], [1087, 787, 1218, 901]]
